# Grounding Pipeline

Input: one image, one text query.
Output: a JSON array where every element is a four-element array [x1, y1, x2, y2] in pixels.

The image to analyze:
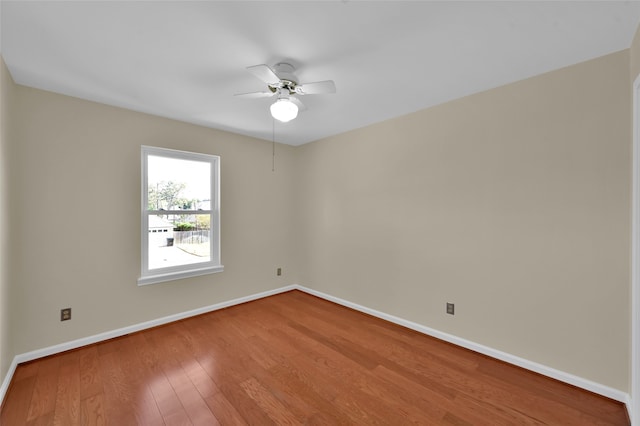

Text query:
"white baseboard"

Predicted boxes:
[[0, 358, 18, 409], [0, 284, 296, 405], [295, 285, 629, 405], [0, 283, 630, 413]]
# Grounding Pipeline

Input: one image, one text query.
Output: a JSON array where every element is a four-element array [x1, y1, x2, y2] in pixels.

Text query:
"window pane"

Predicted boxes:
[[147, 155, 211, 210], [148, 214, 211, 270]]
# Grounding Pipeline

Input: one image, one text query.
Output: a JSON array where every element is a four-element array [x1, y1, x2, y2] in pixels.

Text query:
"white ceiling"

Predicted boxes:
[[2, 1, 640, 146]]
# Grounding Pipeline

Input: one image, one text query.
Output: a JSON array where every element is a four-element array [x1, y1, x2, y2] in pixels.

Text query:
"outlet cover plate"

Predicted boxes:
[[61, 308, 71, 321], [446, 303, 455, 315]]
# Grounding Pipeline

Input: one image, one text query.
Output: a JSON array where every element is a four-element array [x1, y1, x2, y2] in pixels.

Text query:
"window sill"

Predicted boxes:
[[137, 265, 224, 286]]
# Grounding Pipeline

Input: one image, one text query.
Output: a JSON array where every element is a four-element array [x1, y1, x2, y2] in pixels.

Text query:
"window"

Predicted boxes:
[[138, 146, 222, 285]]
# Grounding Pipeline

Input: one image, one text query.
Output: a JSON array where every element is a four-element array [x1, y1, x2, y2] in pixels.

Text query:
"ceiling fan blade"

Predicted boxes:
[[295, 80, 336, 95], [290, 96, 307, 111], [234, 91, 275, 99], [246, 64, 281, 86]]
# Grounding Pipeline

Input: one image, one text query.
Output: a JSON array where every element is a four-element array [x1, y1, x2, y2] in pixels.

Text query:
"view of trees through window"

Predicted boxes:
[[147, 155, 212, 270]]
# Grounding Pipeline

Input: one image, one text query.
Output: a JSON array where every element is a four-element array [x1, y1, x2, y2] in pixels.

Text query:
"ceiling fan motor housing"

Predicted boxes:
[[271, 63, 298, 94]]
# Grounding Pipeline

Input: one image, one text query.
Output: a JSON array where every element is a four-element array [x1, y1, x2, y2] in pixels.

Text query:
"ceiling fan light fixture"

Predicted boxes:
[[270, 98, 298, 123]]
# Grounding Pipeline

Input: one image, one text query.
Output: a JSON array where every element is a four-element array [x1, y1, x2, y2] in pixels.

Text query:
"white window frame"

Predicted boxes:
[[138, 146, 223, 286]]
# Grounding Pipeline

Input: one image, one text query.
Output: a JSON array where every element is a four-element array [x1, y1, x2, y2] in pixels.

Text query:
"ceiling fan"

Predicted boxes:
[[235, 63, 336, 123]]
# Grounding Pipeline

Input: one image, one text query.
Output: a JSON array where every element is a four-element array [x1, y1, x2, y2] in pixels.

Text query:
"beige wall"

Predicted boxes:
[[8, 84, 299, 355], [296, 51, 631, 391], [0, 58, 15, 382], [629, 23, 640, 415]]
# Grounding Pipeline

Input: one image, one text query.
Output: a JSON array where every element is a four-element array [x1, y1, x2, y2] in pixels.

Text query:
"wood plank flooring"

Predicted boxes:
[[0, 290, 630, 425]]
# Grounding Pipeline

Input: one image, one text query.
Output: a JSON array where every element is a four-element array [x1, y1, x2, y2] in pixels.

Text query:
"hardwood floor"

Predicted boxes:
[[0, 290, 630, 425]]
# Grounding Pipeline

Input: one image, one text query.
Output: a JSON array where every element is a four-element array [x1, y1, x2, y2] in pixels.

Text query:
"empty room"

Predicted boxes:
[[1, 1, 639, 424]]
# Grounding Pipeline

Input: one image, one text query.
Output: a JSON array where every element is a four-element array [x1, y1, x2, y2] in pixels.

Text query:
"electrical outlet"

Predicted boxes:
[[277, 267, 282, 276], [446, 303, 455, 315], [60, 308, 71, 321]]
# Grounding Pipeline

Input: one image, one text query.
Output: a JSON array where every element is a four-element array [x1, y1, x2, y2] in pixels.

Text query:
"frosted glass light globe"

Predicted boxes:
[[270, 99, 298, 123]]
